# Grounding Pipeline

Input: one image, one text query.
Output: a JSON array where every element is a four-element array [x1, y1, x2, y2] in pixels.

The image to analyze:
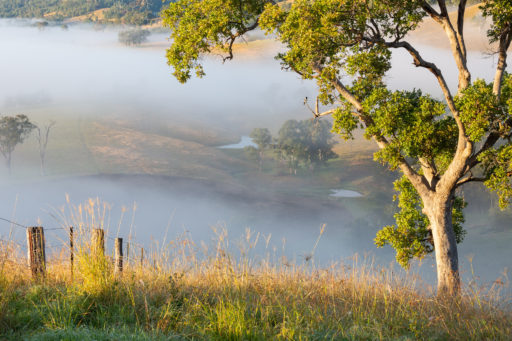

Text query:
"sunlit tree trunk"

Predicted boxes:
[[423, 192, 460, 295]]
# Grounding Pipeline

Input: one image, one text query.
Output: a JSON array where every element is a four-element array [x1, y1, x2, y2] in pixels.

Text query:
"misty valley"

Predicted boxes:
[[1, 0, 512, 338], [0, 18, 509, 288]]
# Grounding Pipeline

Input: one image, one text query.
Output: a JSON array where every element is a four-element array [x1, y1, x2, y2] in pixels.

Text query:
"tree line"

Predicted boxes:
[[245, 119, 336, 174]]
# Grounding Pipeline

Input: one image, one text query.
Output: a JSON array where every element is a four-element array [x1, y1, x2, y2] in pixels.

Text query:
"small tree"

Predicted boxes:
[[0, 115, 36, 174], [118, 28, 151, 46], [35, 121, 56, 176], [250, 128, 272, 170], [277, 119, 336, 174]]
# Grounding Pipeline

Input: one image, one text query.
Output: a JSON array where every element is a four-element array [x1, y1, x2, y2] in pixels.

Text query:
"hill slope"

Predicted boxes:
[[0, 0, 171, 25]]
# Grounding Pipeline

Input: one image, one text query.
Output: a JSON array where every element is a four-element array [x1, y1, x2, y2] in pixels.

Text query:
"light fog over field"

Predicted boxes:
[[0, 19, 510, 288]]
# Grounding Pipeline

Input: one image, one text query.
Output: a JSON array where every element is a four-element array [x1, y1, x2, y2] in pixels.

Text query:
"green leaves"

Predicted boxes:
[[480, 145, 512, 209], [375, 176, 431, 268], [481, 0, 512, 44], [455, 79, 505, 142], [0, 114, 36, 157], [276, 119, 336, 170], [363, 89, 457, 171], [163, 0, 266, 82], [250, 128, 272, 150], [375, 176, 466, 268]]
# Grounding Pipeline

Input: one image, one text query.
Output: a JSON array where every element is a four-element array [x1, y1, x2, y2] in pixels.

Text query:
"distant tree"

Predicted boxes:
[[243, 145, 260, 165], [118, 28, 150, 46], [36, 21, 48, 30], [304, 119, 337, 166], [0, 115, 36, 174], [277, 119, 336, 174], [35, 121, 56, 176], [250, 128, 272, 171], [277, 120, 307, 175]]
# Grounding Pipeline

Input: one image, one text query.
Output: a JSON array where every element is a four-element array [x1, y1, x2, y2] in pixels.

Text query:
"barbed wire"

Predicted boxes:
[[0, 217, 28, 229]]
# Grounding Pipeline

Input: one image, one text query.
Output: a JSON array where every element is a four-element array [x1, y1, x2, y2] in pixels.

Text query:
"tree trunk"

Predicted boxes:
[[40, 155, 45, 176], [6, 153, 11, 175], [425, 194, 460, 296]]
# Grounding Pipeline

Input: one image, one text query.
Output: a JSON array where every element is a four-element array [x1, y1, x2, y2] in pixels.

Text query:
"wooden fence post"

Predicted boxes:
[[26, 226, 46, 280], [92, 228, 105, 258], [140, 247, 144, 268], [115, 238, 123, 274], [69, 227, 74, 279]]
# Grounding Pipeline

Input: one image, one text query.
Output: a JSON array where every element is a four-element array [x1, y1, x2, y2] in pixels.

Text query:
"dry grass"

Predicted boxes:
[[0, 199, 510, 340]]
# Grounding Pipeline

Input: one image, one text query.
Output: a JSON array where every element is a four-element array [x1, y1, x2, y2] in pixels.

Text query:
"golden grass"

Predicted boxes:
[[0, 198, 510, 340]]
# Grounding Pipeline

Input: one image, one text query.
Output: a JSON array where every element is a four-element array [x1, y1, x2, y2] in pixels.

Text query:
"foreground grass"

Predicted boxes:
[[1, 244, 510, 340]]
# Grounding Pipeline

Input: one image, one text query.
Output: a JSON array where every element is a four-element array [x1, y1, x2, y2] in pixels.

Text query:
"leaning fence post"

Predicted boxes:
[[114, 237, 123, 274], [92, 228, 105, 258], [26, 226, 46, 280], [69, 227, 74, 279]]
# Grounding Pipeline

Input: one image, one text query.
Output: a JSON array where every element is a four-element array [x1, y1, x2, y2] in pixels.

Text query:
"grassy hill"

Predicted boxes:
[[0, 0, 172, 25]]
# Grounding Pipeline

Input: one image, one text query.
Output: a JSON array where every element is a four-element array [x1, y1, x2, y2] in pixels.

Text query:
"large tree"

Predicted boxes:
[[162, 0, 512, 296]]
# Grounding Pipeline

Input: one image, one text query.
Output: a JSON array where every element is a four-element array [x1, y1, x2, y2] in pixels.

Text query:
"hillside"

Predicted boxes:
[[0, 0, 172, 25]]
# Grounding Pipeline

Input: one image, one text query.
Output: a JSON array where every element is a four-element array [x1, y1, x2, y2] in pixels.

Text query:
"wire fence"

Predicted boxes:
[[0, 215, 158, 278]]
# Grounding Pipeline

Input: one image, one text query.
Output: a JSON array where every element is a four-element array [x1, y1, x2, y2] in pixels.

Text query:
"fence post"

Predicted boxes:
[[92, 228, 105, 258], [140, 247, 144, 268], [69, 227, 74, 279], [115, 238, 123, 274], [26, 226, 46, 280]]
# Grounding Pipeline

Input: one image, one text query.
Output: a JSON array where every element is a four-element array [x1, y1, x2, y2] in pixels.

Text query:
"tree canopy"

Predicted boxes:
[[118, 28, 151, 46], [163, 0, 512, 295], [0, 114, 36, 173], [276, 119, 336, 173]]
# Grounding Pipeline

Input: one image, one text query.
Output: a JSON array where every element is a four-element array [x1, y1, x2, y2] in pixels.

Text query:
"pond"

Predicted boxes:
[[330, 189, 363, 198], [218, 136, 257, 149]]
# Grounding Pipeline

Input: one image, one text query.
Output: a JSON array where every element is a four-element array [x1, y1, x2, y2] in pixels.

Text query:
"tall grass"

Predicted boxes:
[[0, 199, 510, 340]]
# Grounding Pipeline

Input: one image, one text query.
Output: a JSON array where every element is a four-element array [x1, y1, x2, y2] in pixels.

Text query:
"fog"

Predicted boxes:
[[0, 19, 510, 289]]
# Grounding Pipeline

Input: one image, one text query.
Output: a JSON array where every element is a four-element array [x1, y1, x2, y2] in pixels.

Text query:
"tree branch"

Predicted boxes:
[[382, 40, 459, 117], [420, 1, 443, 24], [437, 0, 449, 18], [309, 64, 430, 193], [421, 1, 470, 91], [465, 117, 512, 173], [455, 176, 486, 188], [222, 20, 259, 63], [303, 97, 337, 118], [493, 28, 512, 99], [456, 0, 468, 61]]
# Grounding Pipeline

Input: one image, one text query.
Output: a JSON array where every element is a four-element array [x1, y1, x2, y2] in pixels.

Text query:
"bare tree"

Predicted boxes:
[[35, 121, 55, 176]]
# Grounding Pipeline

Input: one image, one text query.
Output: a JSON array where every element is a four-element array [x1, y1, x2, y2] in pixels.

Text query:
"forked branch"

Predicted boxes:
[[303, 97, 337, 118]]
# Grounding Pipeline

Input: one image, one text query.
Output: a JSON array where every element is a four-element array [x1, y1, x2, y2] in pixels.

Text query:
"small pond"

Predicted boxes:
[[330, 189, 363, 198], [218, 136, 257, 149]]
